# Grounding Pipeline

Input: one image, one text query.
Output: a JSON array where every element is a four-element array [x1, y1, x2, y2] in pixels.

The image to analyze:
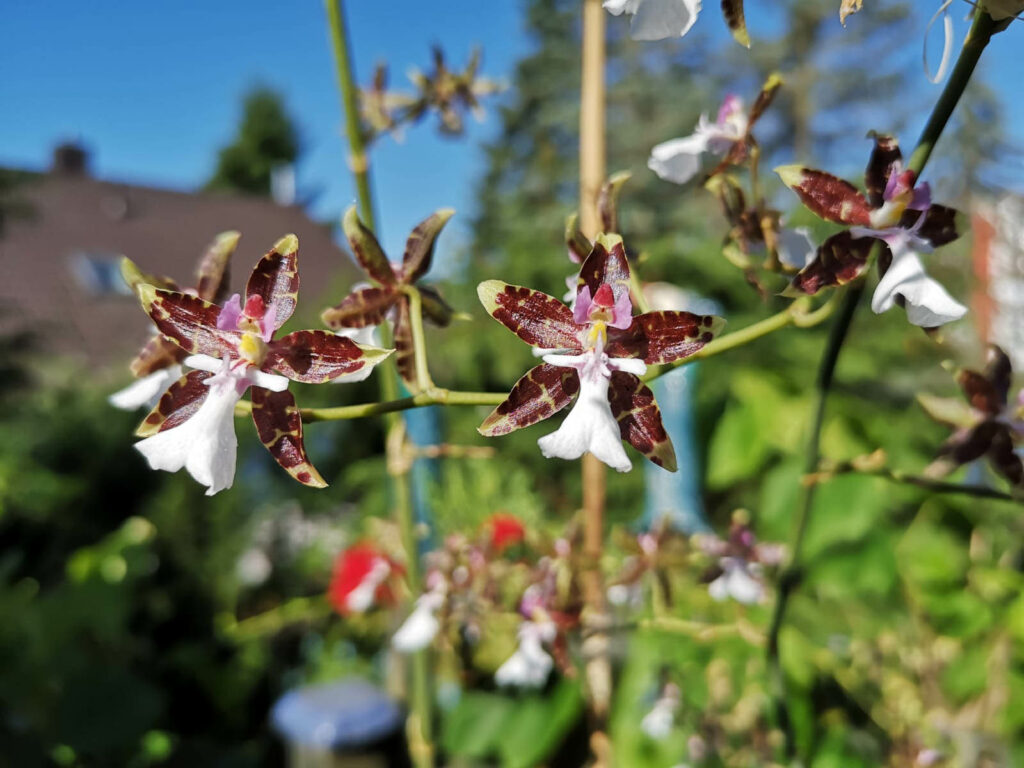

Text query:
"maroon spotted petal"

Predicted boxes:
[[251, 386, 327, 488], [983, 345, 1012, 405], [401, 209, 454, 284], [903, 204, 959, 248], [266, 330, 388, 384], [479, 363, 580, 436], [477, 281, 581, 350], [321, 286, 398, 329], [392, 297, 417, 387], [342, 206, 398, 286], [195, 230, 239, 304], [988, 428, 1024, 487], [864, 133, 903, 208], [777, 166, 873, 226], [786, 231, 877, 296], [138, 286, 240, 358], [130, 334, 187, 378], [606, 311, 724, 365], [136, 369, 212, 437], [577, 234, 631, 303], [608, 372, 676, 471], [245, 235, 300, 331], [957, 369, 1003, 416]]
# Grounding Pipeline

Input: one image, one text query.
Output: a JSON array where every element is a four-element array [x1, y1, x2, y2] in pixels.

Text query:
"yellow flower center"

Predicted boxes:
[[238, 332, 268, 367], [587, 320, 607, 350]]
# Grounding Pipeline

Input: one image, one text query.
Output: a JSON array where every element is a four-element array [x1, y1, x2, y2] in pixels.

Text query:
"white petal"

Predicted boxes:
[[245, 368, 291, 392], [392, 592, 444, 652], [109, 366, 182, 411], [604, 0, 642, 15], [871, 251, 967, 327], [334, 326, 379, 347], [495, 622, 555, 689], [640, 698, 676, 740], [134, 379, 241, 495], [724, 565, 764, 605], [345, 558, 392, 613], [708, 573, 730, 602], [648, 133, 709, 184], [537, 372, 631, 472], [630, 0, 701, 40], [776, 227, 816, 270], [609, 357, 647, 377], [183, 354, 222, 374]]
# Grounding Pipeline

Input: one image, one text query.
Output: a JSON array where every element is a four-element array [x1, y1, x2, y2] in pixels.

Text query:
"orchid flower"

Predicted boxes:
[[917, 345, 1023, 487], [321, 207, 456, 387], [130, 235, 392, 494], [603, 0, 700, 41], [110, 231, 239, 411], [696, 516, 783, 605], [478, 234, 723, 472], [494, 619, 556, 689], [650, 75, 781, 186], [392, 589, 445, 652], [640, 683, 681, 740], [777, 133, 965, 328], [329, 544, 400, 615]]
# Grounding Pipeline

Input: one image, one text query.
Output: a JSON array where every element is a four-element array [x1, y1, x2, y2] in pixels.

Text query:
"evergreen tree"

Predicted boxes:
[[205, 87, 299, 196]]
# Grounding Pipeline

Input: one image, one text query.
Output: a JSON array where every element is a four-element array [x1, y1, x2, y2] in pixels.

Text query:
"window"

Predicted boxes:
[[70, 252, 132, 296]]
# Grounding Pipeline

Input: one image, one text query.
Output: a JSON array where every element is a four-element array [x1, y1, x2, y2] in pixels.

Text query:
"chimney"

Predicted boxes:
[[270, 163, 296, 206], [52, 142, 89, 176]]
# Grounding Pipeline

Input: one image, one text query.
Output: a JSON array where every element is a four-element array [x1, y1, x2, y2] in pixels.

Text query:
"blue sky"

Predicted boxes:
[[2, 1, 1020, 261]]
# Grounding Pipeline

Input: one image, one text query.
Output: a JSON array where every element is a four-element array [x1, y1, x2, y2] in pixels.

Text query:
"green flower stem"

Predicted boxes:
[[325, 0, 376, 230], [641, 294, 836, 382], [404, 286, 436, 392], [324, 3, 433, 765], [765, 8, 1001, 760], [844, 466, 1023, 504], [233, 297, 842, 423]]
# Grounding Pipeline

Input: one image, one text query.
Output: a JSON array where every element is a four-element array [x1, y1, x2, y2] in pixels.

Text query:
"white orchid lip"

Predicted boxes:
[[494, 620, 557, 689], [392, 590, 445, 653], [134, 375, 242, 496]]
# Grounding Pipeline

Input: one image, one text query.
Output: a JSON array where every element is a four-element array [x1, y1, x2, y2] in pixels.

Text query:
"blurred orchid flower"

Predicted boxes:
[[392, 590, 445, 652], [329, 544, 400, 615], [649, 95, 747, 185], [495, 619, 556, 689], [603, 0, 701, 41]]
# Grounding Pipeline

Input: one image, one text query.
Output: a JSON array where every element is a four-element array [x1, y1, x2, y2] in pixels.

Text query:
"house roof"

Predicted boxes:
[[0, 165, 360, 369]]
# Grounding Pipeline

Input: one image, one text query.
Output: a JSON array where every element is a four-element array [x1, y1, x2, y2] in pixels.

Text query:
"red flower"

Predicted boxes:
[[328, 544, 401, 616], [487, 514, 526, 553]]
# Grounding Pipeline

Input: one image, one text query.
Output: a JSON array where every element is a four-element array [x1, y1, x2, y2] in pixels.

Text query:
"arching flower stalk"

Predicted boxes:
[[778, 133, 965, 328], [322, 206, 456, 389], [110, 231, 239, 410], [478, 234, 724, 472], [130, 235, 392, 494]]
